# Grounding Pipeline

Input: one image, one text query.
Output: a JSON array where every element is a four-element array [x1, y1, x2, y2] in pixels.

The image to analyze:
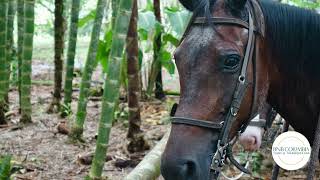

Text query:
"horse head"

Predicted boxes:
[[161, 0, 269, 179]]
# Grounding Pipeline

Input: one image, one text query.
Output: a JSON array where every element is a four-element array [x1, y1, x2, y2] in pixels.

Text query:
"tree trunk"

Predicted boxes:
[[0, 1, 8, 125], [62, 0, 80, 115], [69, 0, 107, 141], [146, 0, 165, 99], [17, 0, 24, 114], [153, 0, 165, 100], [126, 0, 149, 153], [88, 0, 132, 178], [48, 0, 65, 113], [20, 0, 35, 123]]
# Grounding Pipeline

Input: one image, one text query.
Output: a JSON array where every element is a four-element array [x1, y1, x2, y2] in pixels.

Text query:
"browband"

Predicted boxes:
[[193, 17, 250, 29], [172, 117, 224, 130]]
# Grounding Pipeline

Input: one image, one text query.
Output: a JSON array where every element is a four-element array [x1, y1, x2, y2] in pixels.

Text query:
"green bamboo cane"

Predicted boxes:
[[0, 0, 8, 124], [111, 0, 120, 28], [17, 0, 24, 112], [20, 0, 35, 123], [63, 0, 80, 110], [6, 0, 16, 99], [69, 0, 107, 140], [88, 0, 132, 178]]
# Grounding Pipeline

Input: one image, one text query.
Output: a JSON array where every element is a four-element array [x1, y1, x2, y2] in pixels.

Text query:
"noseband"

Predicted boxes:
[[170, 1, 265, 179]]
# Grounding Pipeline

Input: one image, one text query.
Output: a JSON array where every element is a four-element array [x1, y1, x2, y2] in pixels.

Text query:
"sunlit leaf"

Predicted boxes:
[[78, 9, 96, 28], [163, 33, 180, 47], [160, 50, 175, 74], [164, 8, 192, 38], [138, 11, 156, 32]]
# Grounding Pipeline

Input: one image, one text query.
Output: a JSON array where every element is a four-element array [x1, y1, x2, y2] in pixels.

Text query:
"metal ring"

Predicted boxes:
[[238, 75, 245, 83], [230, 107, 238, 116]]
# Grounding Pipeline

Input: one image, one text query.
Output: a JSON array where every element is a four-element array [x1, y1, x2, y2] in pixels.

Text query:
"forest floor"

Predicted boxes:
[[1, 60, 320, 180]]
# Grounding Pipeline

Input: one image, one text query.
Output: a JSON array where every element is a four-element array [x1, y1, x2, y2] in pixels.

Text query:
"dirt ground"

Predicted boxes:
[[1, 60, 320, 180]]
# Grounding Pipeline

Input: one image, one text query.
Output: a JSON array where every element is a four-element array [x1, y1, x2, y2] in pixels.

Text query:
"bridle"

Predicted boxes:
[[170, 0, 265, 179]]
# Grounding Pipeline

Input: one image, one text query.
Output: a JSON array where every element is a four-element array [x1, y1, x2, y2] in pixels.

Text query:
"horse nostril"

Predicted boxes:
[[175, 161, 197, 180], [161, 158, 198, 179]]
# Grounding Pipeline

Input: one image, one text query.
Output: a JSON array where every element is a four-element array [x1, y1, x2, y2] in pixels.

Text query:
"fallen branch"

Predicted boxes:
[[125, 130, 170, 180]]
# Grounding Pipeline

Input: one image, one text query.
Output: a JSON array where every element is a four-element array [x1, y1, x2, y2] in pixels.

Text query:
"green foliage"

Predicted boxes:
[[137, 5, 191, 75], [78, 9, 96, 28], [60, 103, 72, 117], [96, 25, 113, 73], [138, 11, 156, 32], [159, 49, 175, 74], [0, 155, 12, 180], [283, 0, 320, 9], [164, 7, 192, 38], [67, 1, 192, 77], [251, 152, 263, 175]]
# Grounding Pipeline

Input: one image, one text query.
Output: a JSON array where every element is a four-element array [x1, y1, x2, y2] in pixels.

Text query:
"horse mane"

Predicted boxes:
[[260, 1, 320, 77], [180, 0, 320, 77]]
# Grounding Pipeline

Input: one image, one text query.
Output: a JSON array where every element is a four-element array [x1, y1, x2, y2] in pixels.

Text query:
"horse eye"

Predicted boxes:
[[223, 55, 240, 69]]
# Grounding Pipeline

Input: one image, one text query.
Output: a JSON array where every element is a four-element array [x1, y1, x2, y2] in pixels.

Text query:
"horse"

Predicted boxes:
[[160, 0, 320, 179]]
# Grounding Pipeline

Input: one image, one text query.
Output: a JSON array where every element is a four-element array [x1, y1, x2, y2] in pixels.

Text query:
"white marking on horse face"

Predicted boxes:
[[239, 126, 264, 151], [239, 115, 264, 151]]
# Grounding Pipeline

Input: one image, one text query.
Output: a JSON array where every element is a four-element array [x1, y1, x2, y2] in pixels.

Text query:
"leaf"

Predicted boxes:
[[138, 29, 148, 41], [0, 155, 12, 180], [154, 21, 164, 38], [287, 0, 320, 9], [97, 27, 113, 73], [145, 0, 154, 12], [78, 9, 96, 28], [138, 11, 156, 32], [138, 48, 143, 69], [163, 33, 180, 47], [160, 50, 175, 75], [164, 8, 192, 38]]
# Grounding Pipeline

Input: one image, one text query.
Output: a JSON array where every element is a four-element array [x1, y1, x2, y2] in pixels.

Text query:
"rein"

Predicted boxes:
[[170, 1, 265, 179]]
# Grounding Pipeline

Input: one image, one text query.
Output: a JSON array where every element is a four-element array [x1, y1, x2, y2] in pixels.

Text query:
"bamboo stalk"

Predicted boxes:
[[88, 0, 132, 178], [0, 0, 8, 124], [69, 0, 107, 140], [20, 0, 35, 123], [4, 0, 16, 117], [63, 0, 80, 109], [17, 0, 24, 113]]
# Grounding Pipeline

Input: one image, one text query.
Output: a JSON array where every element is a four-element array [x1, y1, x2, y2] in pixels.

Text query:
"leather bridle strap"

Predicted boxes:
[[172, 117, 224, 130], [219, 11, 255, 146], [210, 11, 255, 177], [193, 17, 249, 29]]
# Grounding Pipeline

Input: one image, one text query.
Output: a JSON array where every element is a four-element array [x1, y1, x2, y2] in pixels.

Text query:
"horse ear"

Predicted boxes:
[[227, 0, 247, 11], [179, 0, 196, 11]]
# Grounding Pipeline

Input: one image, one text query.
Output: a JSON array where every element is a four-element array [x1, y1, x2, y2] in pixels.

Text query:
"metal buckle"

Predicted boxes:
[[210, 140, 228, 172]]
